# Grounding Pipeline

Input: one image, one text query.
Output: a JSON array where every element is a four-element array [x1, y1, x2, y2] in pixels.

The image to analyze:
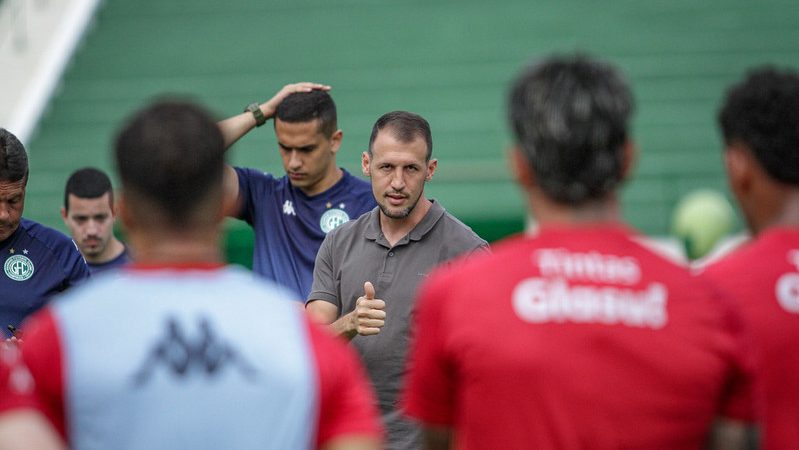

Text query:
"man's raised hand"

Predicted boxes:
[[261, 82, 331, 119], [350, 281, 386, 337]]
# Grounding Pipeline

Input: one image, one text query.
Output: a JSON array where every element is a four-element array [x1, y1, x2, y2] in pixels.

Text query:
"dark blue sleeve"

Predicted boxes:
[[234, 167, 276, 223], [60, 240, 90, 289]]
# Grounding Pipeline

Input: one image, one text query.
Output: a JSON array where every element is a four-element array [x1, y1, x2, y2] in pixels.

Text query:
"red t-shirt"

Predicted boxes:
[[0, 266, 382, 449], [702, 227, 799, 450], [403, 225, 755, 450]]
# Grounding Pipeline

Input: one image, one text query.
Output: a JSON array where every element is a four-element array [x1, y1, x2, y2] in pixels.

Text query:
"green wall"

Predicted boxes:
[[21, 0, 799, 263]]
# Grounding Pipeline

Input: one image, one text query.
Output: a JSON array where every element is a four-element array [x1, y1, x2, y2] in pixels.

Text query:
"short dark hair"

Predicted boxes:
[[114, 100, 225, 226], [508, 55, 634, 205], [275, 90, 337, 138], [64, 167, 113, 211], [368, 111, 433, 160], [718, 66, 799, 186], [0, 128, 29, 184]]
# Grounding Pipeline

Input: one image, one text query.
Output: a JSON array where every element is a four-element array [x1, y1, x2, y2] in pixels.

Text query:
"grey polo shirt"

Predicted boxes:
[[308, 200, 488, 450]]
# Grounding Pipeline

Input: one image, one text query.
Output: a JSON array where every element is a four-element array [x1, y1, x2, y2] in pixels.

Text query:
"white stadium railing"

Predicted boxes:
[[0, 0, 101, 145]]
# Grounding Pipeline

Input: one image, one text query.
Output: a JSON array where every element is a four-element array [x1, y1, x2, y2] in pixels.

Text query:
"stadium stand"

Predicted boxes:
[[13, 0, 799, 266]]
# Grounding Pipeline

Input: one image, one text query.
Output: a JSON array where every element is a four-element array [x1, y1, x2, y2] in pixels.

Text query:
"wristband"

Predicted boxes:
[[244, 102, 267, 127]]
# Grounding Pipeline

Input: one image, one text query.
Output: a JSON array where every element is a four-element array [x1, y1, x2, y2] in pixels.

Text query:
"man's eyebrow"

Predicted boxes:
[[278, 142, 316, 152]]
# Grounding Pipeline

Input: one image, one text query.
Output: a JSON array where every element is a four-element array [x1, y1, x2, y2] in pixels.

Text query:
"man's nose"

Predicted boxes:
[[390, 168, 405, 190], [288, 150, 302, 169], [86, 220, 100, 234]]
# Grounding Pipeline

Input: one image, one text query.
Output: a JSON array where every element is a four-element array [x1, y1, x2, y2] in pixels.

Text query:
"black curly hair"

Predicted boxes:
[[508, 54, 634, 205], [718, 66, 799, 186]]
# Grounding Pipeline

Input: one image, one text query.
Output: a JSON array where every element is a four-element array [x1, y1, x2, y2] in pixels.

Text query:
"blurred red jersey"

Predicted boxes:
[[702, 227, 799, 450], [403, 225, 755, 450]]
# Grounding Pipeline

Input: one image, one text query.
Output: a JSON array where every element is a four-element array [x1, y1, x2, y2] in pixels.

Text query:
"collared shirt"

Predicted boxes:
[[0, 218, 90, 332], [235, 167, 375, 301], [308, 200, 488, 450]]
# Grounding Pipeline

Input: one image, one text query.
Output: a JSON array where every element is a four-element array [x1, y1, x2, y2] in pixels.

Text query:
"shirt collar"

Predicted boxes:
[[364, 200, 446, 244], [408, 200, 445, 241], [364, 207, 382, 241]]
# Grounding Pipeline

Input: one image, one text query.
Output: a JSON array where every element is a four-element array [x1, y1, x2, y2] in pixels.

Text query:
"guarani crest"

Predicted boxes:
[[4, 255, 34, 281], [319, 208, 350, 234]]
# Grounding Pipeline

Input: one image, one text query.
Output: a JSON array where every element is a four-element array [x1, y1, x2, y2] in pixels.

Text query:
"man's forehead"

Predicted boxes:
[[0, 179, 25, 198], [371, 131, 428, 161], [68, 193, 113, 213], [274, 118, 326, 139]]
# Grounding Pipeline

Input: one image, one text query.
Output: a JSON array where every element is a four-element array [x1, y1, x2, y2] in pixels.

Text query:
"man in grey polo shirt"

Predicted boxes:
[[307, 111, 488, 450]]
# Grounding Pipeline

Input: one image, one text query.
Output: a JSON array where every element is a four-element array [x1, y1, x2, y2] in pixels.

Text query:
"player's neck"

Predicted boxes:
[[754, 188, 799, 234], [86, 237, 125, 265], [530, 192, 622, 227], [379, 196, 432, 247], [300, 167, 343, 196], [126, 228, 223, 265]]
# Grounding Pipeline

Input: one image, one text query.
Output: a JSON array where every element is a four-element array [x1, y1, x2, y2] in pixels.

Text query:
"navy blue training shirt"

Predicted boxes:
[[88, 247, 131, 275], [0, 218, 90, 332], [235, 167, 375, 301]]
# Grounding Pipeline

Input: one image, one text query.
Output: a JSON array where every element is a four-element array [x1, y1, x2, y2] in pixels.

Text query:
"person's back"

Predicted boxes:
[[402, 55, 755, 450], [17, 266, 373, 449], [701, 66, 799, 449], [408, 226, 751, 449], [703, 229, 799, 448]]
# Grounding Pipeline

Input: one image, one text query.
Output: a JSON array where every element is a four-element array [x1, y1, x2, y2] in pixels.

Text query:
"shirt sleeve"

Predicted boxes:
[[0, 309, 67, 440], [62, 240, 91, 289], [306, 231, 340, 306], [305, 318, 383, 448], [401, 270, 457, 426], [233, 167, 276, 223]]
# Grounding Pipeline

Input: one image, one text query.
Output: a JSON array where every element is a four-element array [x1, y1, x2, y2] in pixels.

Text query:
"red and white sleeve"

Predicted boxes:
[[306, 319, 383, 448], [401, 273, 457, 426], [0, 309, 67, 440]]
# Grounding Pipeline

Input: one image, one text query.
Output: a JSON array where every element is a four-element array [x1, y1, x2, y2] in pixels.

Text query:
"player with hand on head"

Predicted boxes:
[[217, 83, 376, 300]]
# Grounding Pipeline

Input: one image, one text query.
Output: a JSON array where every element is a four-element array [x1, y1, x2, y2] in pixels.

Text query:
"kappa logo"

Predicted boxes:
[[320, 208, 350, 234], [132, 316, 258, 386], [4, 255, 34, 281], [282, 200, 296, 216]]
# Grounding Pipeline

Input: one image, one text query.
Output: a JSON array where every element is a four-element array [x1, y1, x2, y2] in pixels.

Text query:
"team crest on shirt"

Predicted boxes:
[[4, 255, 34, 281], [320, 208, 350, 234]]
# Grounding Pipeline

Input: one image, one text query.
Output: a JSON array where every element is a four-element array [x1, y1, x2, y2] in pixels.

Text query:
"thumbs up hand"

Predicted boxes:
[[348, 281, 386, 337]]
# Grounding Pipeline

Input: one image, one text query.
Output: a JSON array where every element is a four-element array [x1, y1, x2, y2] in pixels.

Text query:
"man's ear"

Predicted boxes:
[[329, 129, 343, 155], [620, 140, 638, 181], [362, 151, 371, 177], [509, 146, 536, 190], [725, 144, 753, 197], [60, 206, 67, 221], [425, 159, 438, 181]]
